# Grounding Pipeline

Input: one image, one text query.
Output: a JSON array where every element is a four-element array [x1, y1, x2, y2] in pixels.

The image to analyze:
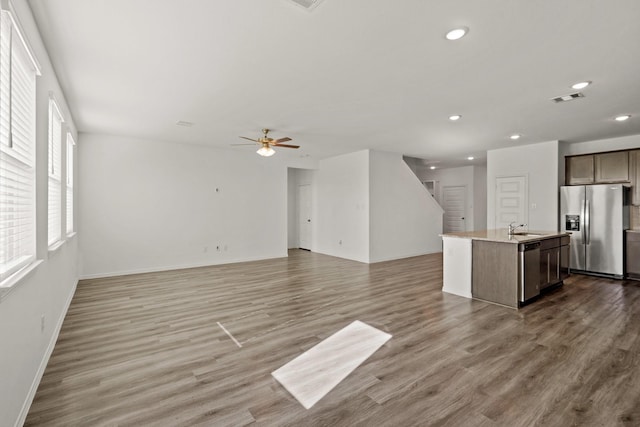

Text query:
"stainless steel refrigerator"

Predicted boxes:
[[560, 184, 629, 278]]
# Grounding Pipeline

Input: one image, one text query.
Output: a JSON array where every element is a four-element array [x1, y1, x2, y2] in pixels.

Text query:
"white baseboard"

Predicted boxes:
[[15, 279, 78, 427], [79, 253, 289, 280], [314, 248, 441, 265], [369, 249, 442, 264]]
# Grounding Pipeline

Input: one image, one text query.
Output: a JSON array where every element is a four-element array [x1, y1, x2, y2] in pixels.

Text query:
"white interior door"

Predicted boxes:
[[298, 184, 311, 250], [442, 186, 466, 232], [495, 176, 528, 228]]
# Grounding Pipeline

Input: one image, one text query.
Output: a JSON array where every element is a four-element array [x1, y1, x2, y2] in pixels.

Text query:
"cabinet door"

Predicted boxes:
[[540, 249, 550, 288], [631, 150, 640, 205], [566, 155, 594, 185], [595, 151, 629, 183]]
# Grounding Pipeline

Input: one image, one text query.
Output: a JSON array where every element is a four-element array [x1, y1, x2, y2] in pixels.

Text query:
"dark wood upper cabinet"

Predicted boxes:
[[594, 151, 629, 183], [566, 150, 635, 187], [566, 155, 595, 185]]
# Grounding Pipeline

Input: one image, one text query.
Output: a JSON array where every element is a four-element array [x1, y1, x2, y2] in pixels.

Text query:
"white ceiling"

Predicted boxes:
[[28, 0, 640, 167]]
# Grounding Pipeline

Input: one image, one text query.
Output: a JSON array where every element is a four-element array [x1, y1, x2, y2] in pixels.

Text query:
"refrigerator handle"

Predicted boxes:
[[581, 199, 586, 242], [585, 199, 590, 245]]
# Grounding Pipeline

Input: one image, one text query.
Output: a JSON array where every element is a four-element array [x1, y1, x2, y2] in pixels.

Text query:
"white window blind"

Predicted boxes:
[[66, 132, 74, 234], [0, 6, 38, 284], [48, 98, 63, 247]]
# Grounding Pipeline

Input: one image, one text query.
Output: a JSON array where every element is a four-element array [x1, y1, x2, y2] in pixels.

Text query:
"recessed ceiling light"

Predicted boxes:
[[446, 27, 469, 41], [430, 166, 436, 170], [615, 115, 631, 122], [467, 156, 474, 161], [571, 81, 591, 90], [449, 115, 462, 121], [510, 134, 521, 140]]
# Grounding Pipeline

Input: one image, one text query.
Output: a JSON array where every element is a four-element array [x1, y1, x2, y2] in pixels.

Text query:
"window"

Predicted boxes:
[[47, 97, 63, 247], [66, 132, 74, 234], [0, 6, 39, 284]]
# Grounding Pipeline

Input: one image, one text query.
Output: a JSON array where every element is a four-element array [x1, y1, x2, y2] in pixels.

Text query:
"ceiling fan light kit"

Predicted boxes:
[[257, 144, 275, 157]]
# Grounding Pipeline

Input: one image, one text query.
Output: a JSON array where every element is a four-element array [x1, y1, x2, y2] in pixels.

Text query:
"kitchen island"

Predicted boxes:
[[441, 229, 570, 308]]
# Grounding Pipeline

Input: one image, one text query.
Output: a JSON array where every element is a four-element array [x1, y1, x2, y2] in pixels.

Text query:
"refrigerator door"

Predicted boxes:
[[560, 186, 586, 271], [586, 184, 624, 276]]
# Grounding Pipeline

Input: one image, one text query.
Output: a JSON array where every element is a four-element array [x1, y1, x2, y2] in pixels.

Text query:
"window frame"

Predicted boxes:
[[47, 96, 64, 248], [0, 2, 40, 287], [66, 132, 75, 235]]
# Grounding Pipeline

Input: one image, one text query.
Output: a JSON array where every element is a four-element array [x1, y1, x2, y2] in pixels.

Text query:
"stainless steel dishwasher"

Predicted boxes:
[[519, 241, 541, 302]]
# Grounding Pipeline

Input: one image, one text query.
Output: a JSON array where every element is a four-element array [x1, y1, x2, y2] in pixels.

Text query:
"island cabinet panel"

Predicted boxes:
[[472, 241, 519, 308], [628, 231, 640, 279], [566, 155, 594, 185], [595, 151, 629, 183], [539, 237, 562, 289]]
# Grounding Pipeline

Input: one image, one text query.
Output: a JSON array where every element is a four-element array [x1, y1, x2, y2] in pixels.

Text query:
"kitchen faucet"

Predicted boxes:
[[508, 222, 527, 235]]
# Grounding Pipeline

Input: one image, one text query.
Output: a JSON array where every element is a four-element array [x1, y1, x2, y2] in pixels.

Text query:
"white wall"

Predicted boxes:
[[417, 165, 485, 231], [0, 1, 80, 426], [562, 134, 640, 157], [487, 141, 560, 230], [315, 150, 370, 263], [79, 134, 288, 278], [369, 151, 443, 262], [473, 164, 488, 230]]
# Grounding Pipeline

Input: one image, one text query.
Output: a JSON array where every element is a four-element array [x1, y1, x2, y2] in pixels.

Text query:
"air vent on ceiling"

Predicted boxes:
[[551, 92, 585, 103], [287, 0, 325, 11], [176, 121, 194, 127]]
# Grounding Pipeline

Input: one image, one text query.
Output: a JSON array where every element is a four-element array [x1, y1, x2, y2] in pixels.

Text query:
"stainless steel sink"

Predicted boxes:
[[511, 232, 544, 236]]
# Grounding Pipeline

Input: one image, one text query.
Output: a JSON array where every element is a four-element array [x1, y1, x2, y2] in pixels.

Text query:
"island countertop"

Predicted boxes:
[[441, 229, 570, 244]]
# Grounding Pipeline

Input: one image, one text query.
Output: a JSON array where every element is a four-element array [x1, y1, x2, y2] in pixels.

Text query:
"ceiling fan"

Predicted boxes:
[[234, 128, 299, 157]]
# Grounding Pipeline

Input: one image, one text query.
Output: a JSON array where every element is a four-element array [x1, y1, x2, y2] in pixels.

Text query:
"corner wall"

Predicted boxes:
[[369, 151, 443, 262], [315, 150, 370, 262], [314, 150, 443, 263]]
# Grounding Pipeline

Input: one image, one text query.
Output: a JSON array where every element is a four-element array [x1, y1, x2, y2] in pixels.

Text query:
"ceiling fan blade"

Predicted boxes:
[[274, 137, 292, 143], [273, 143, 300, 149], [239, 136, 259, 142]]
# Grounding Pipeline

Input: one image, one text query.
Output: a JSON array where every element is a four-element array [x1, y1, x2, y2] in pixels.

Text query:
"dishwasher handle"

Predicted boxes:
[[520, 241, 541, 252]]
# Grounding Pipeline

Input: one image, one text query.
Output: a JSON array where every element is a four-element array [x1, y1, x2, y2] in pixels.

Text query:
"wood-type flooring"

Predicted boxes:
[[25, 250, 640, 426]]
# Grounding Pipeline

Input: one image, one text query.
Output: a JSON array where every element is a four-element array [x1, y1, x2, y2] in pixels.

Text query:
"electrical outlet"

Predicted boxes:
[[203, 246, 208, 253], [40, 315, 45, 332], [339, 240, 342, 245]]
